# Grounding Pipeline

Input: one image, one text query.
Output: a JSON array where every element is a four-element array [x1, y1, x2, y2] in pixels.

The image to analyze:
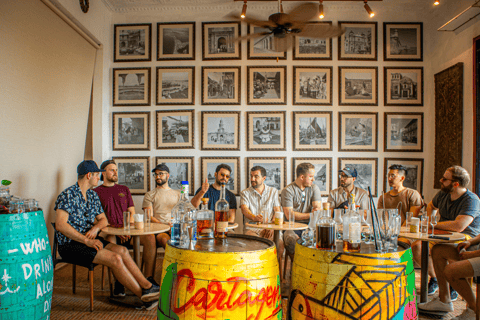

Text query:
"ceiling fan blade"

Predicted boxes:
[[228, 32, 271, 44], [225, 12, 276, 29], [296, 24, 346, 39], [274, 35, 293, 52], [286, 3, 319, 23]]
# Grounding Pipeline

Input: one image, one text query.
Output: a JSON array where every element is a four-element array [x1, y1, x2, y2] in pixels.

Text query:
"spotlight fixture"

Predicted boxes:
[[364, 0, 375, 18], [241, 0, 247, 18], [434, 0, 440, 5], [319, 0, 324, 19]]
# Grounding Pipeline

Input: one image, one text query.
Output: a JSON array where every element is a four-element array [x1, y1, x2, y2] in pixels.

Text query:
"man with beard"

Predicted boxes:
[[417, 166, 480, 317], [240, 166, 284, 261], [328, 167, 369, 210], [191, 164, 236, 223], [142, 164, 181, 249], [94, 160, 158, 298]]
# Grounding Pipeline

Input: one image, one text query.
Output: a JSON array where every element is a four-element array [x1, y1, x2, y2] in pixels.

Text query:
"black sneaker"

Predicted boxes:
[[141, 283, 160, 302], [147, 276, 159, 287], [450, 287, 458, 302], [113, 281, 125, 297], [428, 277, 439, 295], [136, 299, 158, 311]]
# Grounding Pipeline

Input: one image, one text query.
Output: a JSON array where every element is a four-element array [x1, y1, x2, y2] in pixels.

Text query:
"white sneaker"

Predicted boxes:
[[451, 308, 476, 320], [418, 297, 454, 314]]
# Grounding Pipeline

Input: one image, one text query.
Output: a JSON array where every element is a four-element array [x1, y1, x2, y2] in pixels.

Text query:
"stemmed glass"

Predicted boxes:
[[430, 212, 438, 235]]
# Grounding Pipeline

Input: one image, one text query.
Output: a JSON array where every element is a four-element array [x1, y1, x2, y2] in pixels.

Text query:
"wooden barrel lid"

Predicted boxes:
[[169, 234, 274, 253]]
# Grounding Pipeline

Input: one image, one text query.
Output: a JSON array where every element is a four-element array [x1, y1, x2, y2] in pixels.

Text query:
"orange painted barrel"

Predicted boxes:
[[158, 234, 282, 320], [288, 242, 417, 320]]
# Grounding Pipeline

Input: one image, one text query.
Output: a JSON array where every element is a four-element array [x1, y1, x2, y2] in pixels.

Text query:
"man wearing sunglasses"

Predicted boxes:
[[328, 167, 369, 210]]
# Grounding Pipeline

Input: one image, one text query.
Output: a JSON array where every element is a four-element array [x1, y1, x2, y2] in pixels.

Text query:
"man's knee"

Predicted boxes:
[[444, 263, 460, 282]]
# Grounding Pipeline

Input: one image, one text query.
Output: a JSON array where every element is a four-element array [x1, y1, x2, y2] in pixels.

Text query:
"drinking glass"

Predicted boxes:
[[287, 208, 295, 227], [363, 209, 373, 244], [420, 215, 429, 236], [262, 207, 269, 225], [430, 213, 438, 235], [123, 211, 130, 231], [333, 209, 343, 240], [144, 208, 152, 230], [405, 212, 413, 230]]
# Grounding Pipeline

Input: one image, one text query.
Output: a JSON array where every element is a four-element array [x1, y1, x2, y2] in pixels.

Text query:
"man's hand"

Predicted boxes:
[[262, 229, 273, 238], [118, 235, 130, 243], [457, 240, 472, 252], [85, 238, 103, 251], [253, 213, 263, 222], [85, 227, 99, 239], [201, 178, 209, 194], [459, 250, 480, 260]]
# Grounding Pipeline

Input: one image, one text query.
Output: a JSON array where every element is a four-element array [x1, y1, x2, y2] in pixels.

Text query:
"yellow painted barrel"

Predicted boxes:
[[158, 234, 282, 320], [289, 242, 417, 320]]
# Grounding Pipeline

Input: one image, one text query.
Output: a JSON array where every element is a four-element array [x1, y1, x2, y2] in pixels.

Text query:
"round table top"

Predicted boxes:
[[102, 223, 170, 236], [399, 227, 465, 243], [245, 222, 308, 231]]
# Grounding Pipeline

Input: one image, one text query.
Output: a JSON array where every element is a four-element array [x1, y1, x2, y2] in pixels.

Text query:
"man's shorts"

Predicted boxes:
[[468, 256, 480, 277], [58, 236, 111, 268]]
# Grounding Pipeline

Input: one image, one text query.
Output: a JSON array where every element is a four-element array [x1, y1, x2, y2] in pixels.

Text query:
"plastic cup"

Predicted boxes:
[[123, 211, 130, 231], [134, 213, 144, 230]]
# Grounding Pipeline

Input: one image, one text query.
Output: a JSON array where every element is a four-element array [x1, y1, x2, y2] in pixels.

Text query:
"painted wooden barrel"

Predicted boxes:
[[288, 242, 417, 320], [158, 234, 282, 320], [0, 211, 53, 320]]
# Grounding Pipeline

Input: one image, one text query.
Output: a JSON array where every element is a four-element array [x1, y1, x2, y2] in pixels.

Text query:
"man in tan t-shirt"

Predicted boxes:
[[377, 164, 423, 224], [142, 164, 180, 248]]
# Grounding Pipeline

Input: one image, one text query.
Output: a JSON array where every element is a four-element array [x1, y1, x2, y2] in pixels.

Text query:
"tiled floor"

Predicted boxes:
[[50, 258, 475, 319]]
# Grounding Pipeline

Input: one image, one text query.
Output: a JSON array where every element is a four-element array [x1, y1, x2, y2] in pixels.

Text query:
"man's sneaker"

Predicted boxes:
[[113, 281, 125, 297], [147, 276, 159, 287], [451, 308, 476, 320], [450, 287, 459, 302], [136, 299, 158, 311], [418, 297, 454, 314], [428, 277, 439, 295], [141, 283, 160, 302]]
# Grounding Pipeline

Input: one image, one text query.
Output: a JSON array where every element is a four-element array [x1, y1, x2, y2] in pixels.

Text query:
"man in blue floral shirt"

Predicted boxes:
[[54, 160, 159, 310]]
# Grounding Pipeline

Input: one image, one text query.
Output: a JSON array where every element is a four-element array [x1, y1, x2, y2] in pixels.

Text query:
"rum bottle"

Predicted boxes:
[[342, 193, 361, 252], [214, 183, 229, 239], [197, 198, 214, 239]]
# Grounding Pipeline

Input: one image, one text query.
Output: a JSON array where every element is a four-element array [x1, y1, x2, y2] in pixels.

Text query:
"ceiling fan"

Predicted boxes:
[[227, 1, 345, 52]]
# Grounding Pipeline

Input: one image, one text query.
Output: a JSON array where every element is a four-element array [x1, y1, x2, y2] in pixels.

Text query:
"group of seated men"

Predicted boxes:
[[54, 159, 480, 318]]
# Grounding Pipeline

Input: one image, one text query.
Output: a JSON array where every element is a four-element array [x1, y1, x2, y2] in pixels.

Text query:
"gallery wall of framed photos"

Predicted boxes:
[[108, 14, 426, 206]]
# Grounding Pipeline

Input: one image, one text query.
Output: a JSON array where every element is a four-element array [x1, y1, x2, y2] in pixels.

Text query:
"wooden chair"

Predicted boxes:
[[51, 223, 112, 311]]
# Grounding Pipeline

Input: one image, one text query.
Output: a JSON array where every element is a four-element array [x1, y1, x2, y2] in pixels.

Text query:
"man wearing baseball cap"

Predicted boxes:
[[328, 167, 369, 210], [54, 160, 159, 310]]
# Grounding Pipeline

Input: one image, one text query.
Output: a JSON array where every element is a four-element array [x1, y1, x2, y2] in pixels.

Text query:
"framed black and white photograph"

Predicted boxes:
[[113, 68, 151, 106], [293, 22, 333, 60], [201, 67, 241, 105], [293, 111, 332, 151], [112, 112, 150, 151], [384, 67, 424, 106], [292, 158, 332, 197], [338, 21, 377, 61], [247, 25, 286, 60], [201, 111, 240, 151], [247, 111, 286, 151], [156, 67, 194, 105], [247, 66, 286, 105], [112, 157, 150, 195], [246, 157, 286, 191], [384, 112, 423, 152], [384, 22, 423, 61], [157, 22, 195, 61], [339, 112, 378, 152], [339, 67, 378, 106], [293, 66, 332, 105], [201, 157, 240, 195], [156, 110, 194, 149], [338, 158, 378, 197], [384, 158, 424, 194], [155, 157, 194, 194], [114, 23, 152, 62], [202, 22, 241, 60]]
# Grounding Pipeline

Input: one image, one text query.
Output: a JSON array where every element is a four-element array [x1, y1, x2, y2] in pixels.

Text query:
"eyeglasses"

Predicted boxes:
[[387, 174, 399, 179], [152, 172, 167, 177], [440, 176, 456, 182], [301, 191, 306, 203], [338, 174, 349, 179]]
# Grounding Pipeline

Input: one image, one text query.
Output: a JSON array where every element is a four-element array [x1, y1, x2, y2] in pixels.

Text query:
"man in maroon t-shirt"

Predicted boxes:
[[95, 160, 157, 297]]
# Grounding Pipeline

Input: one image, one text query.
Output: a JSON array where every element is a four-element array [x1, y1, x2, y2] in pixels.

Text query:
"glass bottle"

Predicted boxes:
[[197, 198, 214, 239], [342, 193, 361, 252], [214, 183, 229, 239], [171, 181, 196, 245], [316, 210, 336, 250]]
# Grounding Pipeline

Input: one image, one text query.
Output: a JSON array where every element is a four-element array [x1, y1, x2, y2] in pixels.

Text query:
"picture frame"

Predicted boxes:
[[384, 158, 424, 195], [293, 66, 333, 106], [247, 24, 286, 60], [247, 66, 287, 105], [338, 157, 378, 197], [202, 21, 241, 60], [339, 112, 378, 152], [246, 157, 286, 191], [292, 158, 332, 197], [384, 22, 423, 61], [201, 66, 241, 105], [156, 109, 194, 149], [201, 157, 240, 196], [113, 67, 151, 107], [155, 156, 195, 195], [339, 66, 378, 106], [157, 22, 195, 61], [114, 23, 152, 62], [156, 67, 195, 105], [247, 111, 286, 151], [292, 111, 332, 151], [112, 112, 150, 151], [384, 112, 424, 152], [384, 67, 424, 106], [293, 21, 333, 60], [338, 21, 377, 61], [112, 157, 150, 195], [201, 111, 241, 151]]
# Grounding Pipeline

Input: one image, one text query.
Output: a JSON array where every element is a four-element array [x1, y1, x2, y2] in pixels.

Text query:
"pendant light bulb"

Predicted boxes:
[[364, 1, 375, 18], [319, 1, 324, 19], [434, 0, 440, 5], [241, 1, 247, 19]]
